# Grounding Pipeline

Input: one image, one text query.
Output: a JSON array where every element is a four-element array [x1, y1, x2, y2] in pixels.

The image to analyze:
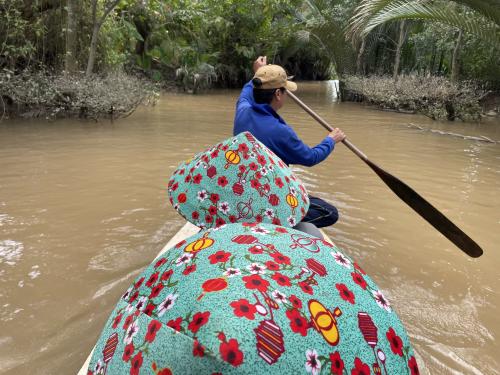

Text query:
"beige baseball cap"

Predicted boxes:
[[253, 64, 297, 91]]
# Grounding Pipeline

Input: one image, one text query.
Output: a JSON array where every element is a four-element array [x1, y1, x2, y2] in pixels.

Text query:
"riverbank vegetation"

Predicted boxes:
[[1, 0, 498, 121]]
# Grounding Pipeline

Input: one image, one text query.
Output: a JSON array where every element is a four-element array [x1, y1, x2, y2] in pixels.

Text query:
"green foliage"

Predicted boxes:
[[348, 0, 500, 47], [0, 0, 43, 69], [0, 0, 497, 100]]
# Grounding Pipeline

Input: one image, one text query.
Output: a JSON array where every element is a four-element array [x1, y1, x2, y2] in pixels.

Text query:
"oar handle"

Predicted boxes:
[[286, 89, 368, 161]]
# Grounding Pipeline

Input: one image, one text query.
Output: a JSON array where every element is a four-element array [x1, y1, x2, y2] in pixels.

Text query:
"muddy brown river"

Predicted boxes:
[[1, 82, 499, 374]]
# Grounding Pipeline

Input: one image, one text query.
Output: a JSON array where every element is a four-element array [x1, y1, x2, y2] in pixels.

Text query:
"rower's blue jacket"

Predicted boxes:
[[233, 81, 334, 166]]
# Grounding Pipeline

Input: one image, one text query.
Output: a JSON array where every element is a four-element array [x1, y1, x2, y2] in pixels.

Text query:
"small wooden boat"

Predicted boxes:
[[78, 221, 330, 374]]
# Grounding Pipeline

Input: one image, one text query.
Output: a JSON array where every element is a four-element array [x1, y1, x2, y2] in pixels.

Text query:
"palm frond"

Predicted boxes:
[[452, 0, 500, 25], [349, 0, 500, 47]]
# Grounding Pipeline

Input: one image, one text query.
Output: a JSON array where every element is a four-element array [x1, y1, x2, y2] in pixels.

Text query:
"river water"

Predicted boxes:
[[1, 82, 499, 374]]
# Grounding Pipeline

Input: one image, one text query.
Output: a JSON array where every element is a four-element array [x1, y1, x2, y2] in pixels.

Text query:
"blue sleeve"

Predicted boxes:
[[236, 80, 254, 111], [276, 127, 335, 167]]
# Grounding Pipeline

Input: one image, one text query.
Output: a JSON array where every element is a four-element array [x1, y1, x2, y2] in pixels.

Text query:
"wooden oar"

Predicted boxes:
[[286, 89, 483, 258]]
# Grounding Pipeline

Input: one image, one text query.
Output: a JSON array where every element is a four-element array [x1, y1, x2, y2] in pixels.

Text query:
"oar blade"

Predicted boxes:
[[365, 159, 483, 258]]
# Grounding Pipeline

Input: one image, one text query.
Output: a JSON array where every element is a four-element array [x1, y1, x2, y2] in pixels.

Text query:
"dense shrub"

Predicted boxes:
[[344, 75, 484, 121], [0, 71, 158, 120]]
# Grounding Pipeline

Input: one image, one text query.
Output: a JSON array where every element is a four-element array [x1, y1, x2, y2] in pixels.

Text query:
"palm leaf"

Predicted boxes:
[[452, 0, 500, 25], [361, 1, 500, 46]]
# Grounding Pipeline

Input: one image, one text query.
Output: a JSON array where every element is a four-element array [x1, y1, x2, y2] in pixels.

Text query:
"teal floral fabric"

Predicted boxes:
[[168, 132, 310, 229], [87, 223, 419, 375]]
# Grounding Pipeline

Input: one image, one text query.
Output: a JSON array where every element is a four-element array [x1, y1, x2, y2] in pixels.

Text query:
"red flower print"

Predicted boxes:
[[205, 214, 213, 223], [171, 182, 178, 191], [215, 218, 226, 227], [242, 275, 269, 293], [112, 313, 122, 329], [192, 211, 200, 220], [183, 264, 197, 275], [175, 240, 186, 248], [158, 370, 172, 375], [248, 245, 263, 254], [238, 143, 249, 153], [255, 214, 263, 223], [218, 176, 228, 187], [209, 251, 232, 264], [275, 177, 284, 188], [149, 283, 164, 298], [298, 281, 314, 295], [208, 205, 218, 215], [143, 303, 155, 316], [128, 291, 139, 303], [238, 164, 246, 173], [130, 351, 143, 375], [219, 338, 244, 367], [161, 269, 173, 281], [146, 272, 159, 288], [230, 298, 257, 320], [272, 272, 292, 287], [351, 272, 367, 289], [210, 193, 220, 203], [272, 217, 282, 225], [249, 162, 258, 171], [387, 327, 404, 356], [268, 194, 280, 206], [166, 317, 182, 332], [270, 252, 291, 265], [229, 215, 237, 223], [188, 311, 211, 333], [122, 343, 134, 362], [250, 179, 261, 189], [285, 176, 290, 183], [289, 295, 302, 309], [206, 165, 217, 178], [133, 277, 145, 289], [257, 155, 266, 165], [351, 357, 370, 375], [266, 261, 280, 271], [408, 356, 420, 375], [193, 174, 202, 184], [154, 258, 167, 268], [286, 309, 309, 336], [211, 150, 219, 158], [178, 193, 187, 203], [193, 339, 205, 357], [145, 320, 162, 343], [329, 351, 344, 375], [255, 171, 262, 180], [336, 283, 355, 304], [354, 262, 366, 275], [123, 315, 134, 330]]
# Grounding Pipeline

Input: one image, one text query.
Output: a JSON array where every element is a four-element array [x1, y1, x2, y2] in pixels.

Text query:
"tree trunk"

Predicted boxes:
[[65, 0, 78, 73], [451, 29, 462, 82], [356, 38, 366, 75], [393, 20, 406, 81], [86, 23, 101, 76], [85, 0, 120, 76]]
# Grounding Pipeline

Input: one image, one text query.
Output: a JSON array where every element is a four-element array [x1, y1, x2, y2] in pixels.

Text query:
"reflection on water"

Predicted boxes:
[[0, 82, 499, 374]]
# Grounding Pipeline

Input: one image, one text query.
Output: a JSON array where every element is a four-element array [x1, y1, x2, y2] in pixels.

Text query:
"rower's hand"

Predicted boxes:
[[253, 56, 267, 73], [328, 128, 346, 143]]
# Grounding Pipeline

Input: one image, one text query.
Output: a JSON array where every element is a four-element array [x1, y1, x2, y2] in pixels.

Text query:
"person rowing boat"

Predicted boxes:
[[234, 56, 345, 228]]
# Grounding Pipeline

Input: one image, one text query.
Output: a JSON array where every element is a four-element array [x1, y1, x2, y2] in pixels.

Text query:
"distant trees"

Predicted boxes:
[[0, 0, 498, 85]]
